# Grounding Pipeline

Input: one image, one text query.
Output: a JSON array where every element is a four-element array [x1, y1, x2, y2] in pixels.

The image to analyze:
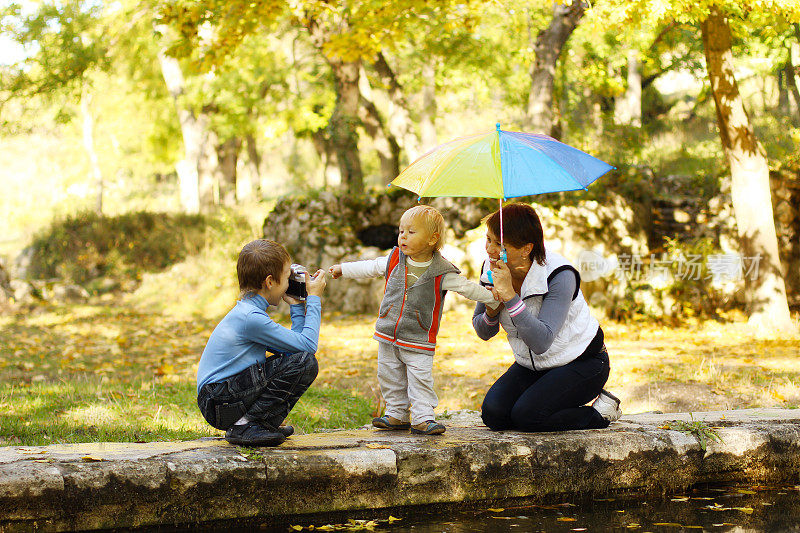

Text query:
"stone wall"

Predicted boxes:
[[261, 189, 496, 314], [261, 188, 652, 316], [0, 256, 90, 315], [262, 177, 800, 319]]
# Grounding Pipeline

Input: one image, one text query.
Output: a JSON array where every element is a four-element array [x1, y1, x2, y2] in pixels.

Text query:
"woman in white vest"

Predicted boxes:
[[473, 203, 622, 432]]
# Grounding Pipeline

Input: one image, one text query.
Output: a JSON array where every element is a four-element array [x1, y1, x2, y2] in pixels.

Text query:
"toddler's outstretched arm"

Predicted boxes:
[[443, 273, 501, 310], [328, 256, 389, 280], [328, 264, 343, 279]]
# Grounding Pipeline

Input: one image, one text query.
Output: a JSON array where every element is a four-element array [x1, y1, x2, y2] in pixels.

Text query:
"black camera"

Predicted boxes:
[[286, 263, 308, 300]]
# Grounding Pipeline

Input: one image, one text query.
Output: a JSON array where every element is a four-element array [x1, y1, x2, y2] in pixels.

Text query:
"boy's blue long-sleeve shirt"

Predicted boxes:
[[196, 294, 322, 393]]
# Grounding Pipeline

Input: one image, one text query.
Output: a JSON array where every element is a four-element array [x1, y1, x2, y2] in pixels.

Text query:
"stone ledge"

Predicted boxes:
[[1, 408, 799, 532]]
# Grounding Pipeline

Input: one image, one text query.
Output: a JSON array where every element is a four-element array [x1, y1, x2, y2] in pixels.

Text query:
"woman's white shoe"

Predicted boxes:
[[592, 389, 622, 422]]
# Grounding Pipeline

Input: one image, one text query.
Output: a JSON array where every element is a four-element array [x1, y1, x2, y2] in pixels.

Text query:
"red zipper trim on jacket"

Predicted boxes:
[[427, 274, 443, 343], [374, 332, 435, 352], [392, 264, 408, 341], [384, 247, 400, 291]]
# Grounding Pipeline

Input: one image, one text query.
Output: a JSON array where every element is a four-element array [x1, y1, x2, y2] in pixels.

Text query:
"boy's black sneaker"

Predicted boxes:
[[225, 422, 286, 447], [278, 425, 294, 437]]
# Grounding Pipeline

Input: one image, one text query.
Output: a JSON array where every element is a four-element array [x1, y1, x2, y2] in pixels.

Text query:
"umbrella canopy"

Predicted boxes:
[[391, 124, 614, 200], [390, 124, 614, 279]]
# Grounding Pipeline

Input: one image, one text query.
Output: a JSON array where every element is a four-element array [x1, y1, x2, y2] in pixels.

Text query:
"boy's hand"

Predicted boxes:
[[306, 269, 327, 296], [282, 293, 303, 305], [328, 264, 343, 279]]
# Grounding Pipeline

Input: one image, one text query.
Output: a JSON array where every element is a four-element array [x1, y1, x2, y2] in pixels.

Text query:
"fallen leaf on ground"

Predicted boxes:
[[16, 448, 45, 454]]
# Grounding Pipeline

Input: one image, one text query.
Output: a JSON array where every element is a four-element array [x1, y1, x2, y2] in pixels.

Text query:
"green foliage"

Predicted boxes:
[[1, 0, 107, 99], [662, 415, 723, 452], [0, 378, 215, 445], [156, 0, 286, 71], [0, 378, 372, 446], [24, 211, 248, 286], [287, 386, 373, 431], [663, 237, 736, 319]]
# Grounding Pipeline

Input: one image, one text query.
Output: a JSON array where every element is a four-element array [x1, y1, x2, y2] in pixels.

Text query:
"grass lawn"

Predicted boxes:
[[1, 301, 799, 446]]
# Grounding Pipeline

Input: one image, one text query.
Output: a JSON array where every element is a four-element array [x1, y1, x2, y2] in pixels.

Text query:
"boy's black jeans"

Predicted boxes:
[[197, 351, 318, 431]]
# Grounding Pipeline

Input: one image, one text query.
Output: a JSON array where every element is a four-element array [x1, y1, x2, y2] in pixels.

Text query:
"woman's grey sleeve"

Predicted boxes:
[[472, 302, 500, 340], [511, 270, 577, 355]]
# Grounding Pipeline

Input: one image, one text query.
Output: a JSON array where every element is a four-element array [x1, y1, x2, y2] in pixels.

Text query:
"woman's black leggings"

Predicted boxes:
[[481, 328, 610, 432]]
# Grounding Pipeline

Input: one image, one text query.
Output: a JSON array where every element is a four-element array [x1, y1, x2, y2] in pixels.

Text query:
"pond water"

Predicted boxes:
[[258, 484, 800, 533]]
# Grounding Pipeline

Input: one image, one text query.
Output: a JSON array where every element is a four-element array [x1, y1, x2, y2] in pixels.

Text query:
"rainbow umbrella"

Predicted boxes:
[[391, 123, 614, 248]]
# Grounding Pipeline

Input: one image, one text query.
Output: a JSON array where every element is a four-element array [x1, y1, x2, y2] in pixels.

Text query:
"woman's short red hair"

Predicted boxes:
[[484, 203, 546, 265]]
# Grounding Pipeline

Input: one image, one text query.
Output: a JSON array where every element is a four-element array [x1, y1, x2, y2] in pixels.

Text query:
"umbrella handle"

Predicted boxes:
[[499, 198, 504, 249], [487, 249, 506, 285], [487, 198, 506, 286]]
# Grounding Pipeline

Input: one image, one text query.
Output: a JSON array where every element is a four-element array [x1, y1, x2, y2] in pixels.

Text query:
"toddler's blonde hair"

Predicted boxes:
[[401, 205, 445, 251]]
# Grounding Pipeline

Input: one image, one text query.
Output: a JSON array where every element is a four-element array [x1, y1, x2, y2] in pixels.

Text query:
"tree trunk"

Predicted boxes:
[[217, 137, 241, 205], [80, 84, 103, 215], [360, 95, 400, 182], [156, 45, 201, 214], [419, 62, 438, 151], [785, 47, 800, 123], [244, 133, 262, 199], [327, 58, 363, 194], [306, 13, 363, 194], [524, 0, 586, 135], [358, 67, 400, 182], [197, 121, 219, 209], [372, 52, 419, 163], [614, 49, 642, 127], [311, 128, 340, 188], [778, 63, 790, 115], [701, 7, 795, 332]]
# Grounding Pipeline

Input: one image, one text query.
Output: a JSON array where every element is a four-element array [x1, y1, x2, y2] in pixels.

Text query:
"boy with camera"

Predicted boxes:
[[197, 239, 326, 446]]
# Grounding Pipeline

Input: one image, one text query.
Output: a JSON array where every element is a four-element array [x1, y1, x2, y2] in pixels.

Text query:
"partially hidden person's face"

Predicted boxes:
[[486, 229, 532, 273], [264, 261, 291, 306], [398, 214, 437, 261]]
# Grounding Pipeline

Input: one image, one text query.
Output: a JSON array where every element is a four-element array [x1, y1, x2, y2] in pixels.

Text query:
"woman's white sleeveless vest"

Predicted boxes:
[[484, 250, 599, 371]]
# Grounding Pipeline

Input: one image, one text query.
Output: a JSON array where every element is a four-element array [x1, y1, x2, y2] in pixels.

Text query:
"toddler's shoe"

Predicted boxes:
[[372, 415, 411, 430], [410, 420, 446, 435], [225, 422, 286, 447], [591, 389, 622, 422], [278, 425, 294, 437]]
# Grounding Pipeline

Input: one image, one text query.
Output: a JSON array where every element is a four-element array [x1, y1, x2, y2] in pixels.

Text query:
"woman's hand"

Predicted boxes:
[[491, 260, 517, 302], [485, 291, 504, 317]]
